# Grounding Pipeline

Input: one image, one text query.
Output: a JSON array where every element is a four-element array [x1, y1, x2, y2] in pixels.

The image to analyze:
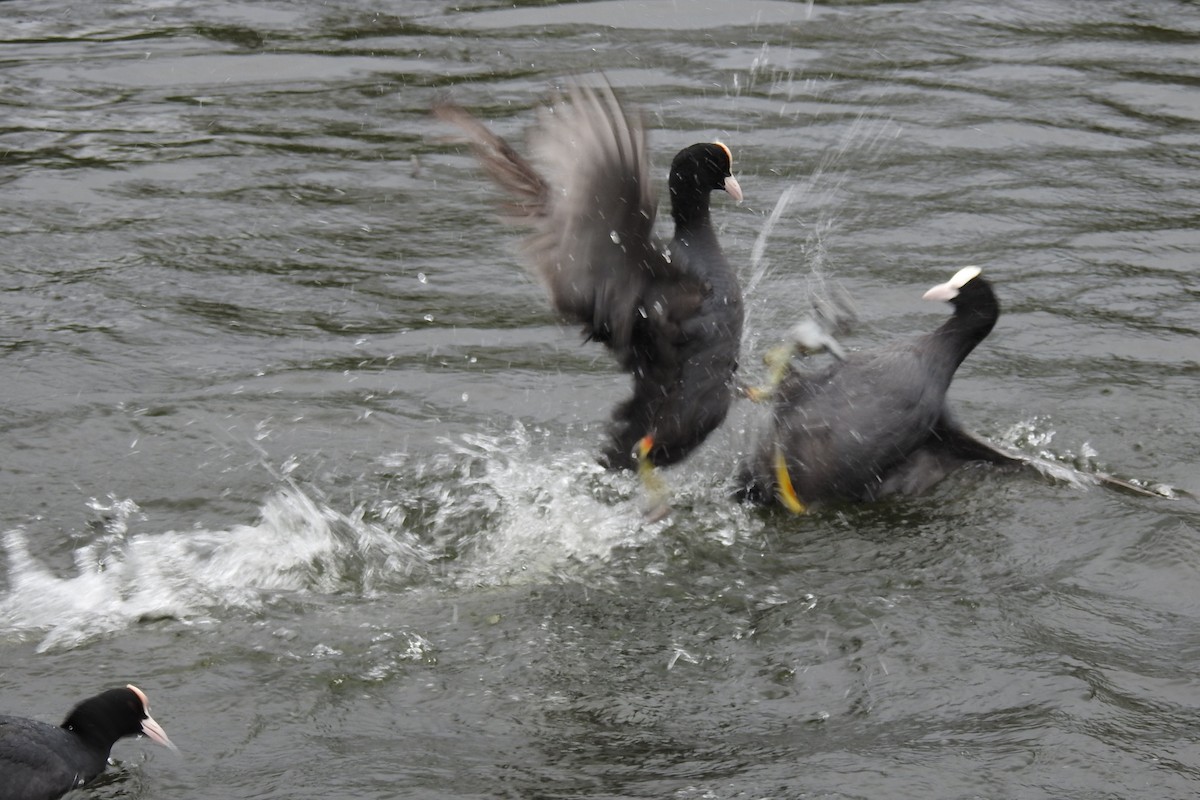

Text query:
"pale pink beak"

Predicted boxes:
[[126, 684, 178, 752], [140, 712, 178, 752], [723, 175, 743, 203]]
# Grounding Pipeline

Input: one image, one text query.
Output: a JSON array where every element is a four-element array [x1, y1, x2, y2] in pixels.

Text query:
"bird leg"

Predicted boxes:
[[742, 316, 847, 402], [772, 443, 806, 514], [741, 340, 798, 402], [635, 434, 672, 522]]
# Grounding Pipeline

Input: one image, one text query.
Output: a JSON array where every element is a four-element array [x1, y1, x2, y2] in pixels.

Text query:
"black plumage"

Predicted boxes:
[[738, 266, 1018, 509], [434, 80, 744, 472], [0, 685, 175, 800]]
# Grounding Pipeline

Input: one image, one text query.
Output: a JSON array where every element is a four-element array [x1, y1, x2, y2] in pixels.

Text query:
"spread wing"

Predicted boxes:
[[434, 80, 701, 356]]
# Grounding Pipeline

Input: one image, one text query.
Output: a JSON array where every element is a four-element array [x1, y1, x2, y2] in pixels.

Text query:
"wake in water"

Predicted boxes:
[[995, 418, 1178, 499]]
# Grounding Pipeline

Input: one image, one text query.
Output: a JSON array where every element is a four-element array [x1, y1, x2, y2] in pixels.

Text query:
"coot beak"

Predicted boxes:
[[140, 713, 178, 752], [923, 265, 982, 302], [922, 280, 959, 302], [722, 174, 743, 203]]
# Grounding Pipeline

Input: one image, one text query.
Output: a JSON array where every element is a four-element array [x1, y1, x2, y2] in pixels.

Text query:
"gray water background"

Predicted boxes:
[[2, 0, 1199, 797]]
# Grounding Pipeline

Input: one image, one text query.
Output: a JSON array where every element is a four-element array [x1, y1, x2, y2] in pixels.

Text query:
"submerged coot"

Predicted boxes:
[[434, 81, 744, 483], [738, 266, 1018, 510], [0, 685, 176, 800]]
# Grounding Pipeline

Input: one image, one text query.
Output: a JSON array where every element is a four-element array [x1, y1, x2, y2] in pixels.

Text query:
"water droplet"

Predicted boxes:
[[423, 314, 434, 322], [609, 230, 620, 244], [461, 392, 469, 402], [417, 272, 427, 283]]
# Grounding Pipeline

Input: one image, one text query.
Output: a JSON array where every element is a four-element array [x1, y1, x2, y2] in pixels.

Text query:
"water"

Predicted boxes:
[[2, 0, 1198, 797]]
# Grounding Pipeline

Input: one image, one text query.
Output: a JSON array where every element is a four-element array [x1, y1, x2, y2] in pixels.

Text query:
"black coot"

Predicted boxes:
[[738, 266, 1018, 510], [434, 80, 744, 482], [0, 684, 176, 800]]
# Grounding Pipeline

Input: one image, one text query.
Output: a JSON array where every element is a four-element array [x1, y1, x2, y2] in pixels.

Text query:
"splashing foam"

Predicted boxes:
[[0, 488, 430, 652], [413, 426, 668, 587]]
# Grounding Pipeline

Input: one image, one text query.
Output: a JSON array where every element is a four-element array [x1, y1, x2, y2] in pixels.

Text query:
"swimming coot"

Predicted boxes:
[[0, 684, 176, 800], [434, 81, 744, 492], [737, 266, 1018, 511]]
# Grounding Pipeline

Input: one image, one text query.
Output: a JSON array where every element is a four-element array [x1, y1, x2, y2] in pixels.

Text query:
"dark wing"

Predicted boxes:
[[876, 411, 1022, 497], [434, 80, 700, 356], [926, 413, 1024, 465], [429, 101, 548, 219]]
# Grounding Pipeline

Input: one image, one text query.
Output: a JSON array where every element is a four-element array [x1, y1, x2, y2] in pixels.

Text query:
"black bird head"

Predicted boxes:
[[924, 266, 997, 318], [62, 685, 176, 755], [668, 142, 742, 225], [922, 265, 1000, 367]]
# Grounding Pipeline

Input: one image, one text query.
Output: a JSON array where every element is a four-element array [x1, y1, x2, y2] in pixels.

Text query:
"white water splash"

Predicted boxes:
[[406, 426, 668, 586], [401, 425, 760, 586], [739, 111, 902, 362], [0, 488, 430, 652]]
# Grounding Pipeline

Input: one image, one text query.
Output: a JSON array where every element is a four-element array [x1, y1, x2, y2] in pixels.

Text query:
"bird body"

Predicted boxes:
[[1, 717, 102, 800], [766, 340, 954, 502], [0, 686, 174, 800], [739, 267, 1014, 509], [435, 81, 743, 473]]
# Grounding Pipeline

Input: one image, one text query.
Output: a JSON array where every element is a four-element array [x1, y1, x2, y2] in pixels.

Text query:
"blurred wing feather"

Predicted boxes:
[[436, 80, 693, 356]]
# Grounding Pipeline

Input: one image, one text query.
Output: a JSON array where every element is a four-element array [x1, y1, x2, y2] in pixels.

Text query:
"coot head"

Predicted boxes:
[[668, 142, 742, 225], [62, 685, 175, 753], [921, 265, 999, 372]]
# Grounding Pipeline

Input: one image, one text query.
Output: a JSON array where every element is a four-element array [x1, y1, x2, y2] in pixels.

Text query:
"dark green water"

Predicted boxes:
[[2, 1, 1198, 797]]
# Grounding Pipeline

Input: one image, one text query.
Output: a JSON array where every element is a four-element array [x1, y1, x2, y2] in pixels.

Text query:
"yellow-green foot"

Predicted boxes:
[[772, 444, 806, 514], [636, 435, 671, 521]]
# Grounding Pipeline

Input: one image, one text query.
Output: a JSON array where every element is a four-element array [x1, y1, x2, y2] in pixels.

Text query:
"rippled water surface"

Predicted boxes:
[[2, 1, 1199, 797]]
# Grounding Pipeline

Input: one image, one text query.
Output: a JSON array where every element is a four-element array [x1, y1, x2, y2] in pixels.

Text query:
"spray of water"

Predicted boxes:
[[0, 485, 432, 652], [383, 426, 681, 587], [737, 109, 903, 365]]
